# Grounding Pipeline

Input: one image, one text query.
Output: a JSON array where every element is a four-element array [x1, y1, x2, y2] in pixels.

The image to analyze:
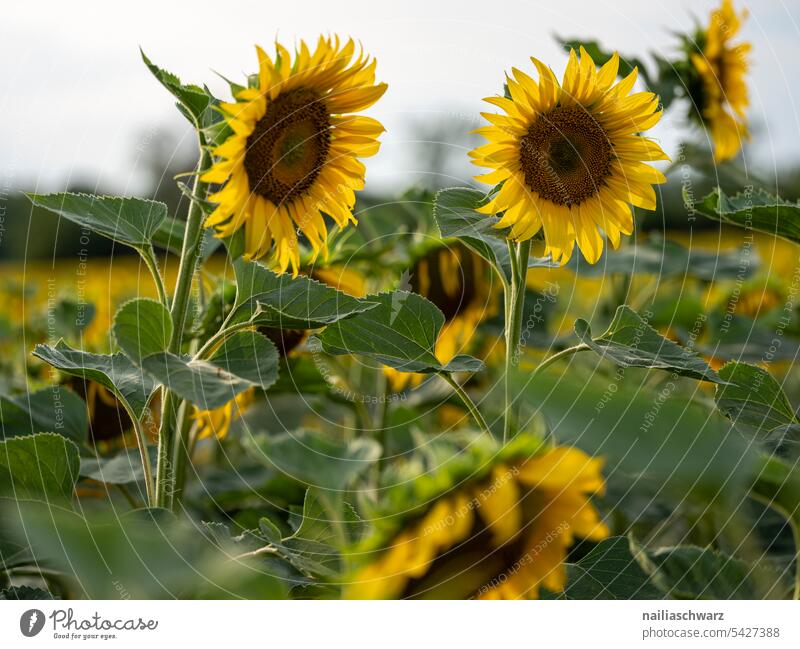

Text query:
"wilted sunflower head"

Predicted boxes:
[[344, 434, 608, 599], [203, 36, 387, 275], [688, 0, 750, 162], [471, 47, 668, 265]]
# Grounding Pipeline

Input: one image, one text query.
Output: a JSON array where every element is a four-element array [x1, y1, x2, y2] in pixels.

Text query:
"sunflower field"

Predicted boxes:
[[3, 0, 800, 604]]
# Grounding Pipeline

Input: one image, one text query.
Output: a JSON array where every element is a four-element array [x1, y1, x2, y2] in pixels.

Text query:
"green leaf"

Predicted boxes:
[[230, 258, 377, 329], [141, 331, 279, 409], [7, 504, 288, 599], [640, 544, 758, 599], [113, 298, 173, 362], [557, 38, 642, 80], [433, 187, 555, 281], [141, 49, 213, 125], [26, 192, 167, 250], [0, 586, 56, 600], [0, 510, 36, 571], [523, 370, 756, 501], [567, 234, 756, 281], [0, 433, 80, 502], [313, 291, 483, 374], [245, 429, 380, 490], [575, 305, 721, 382], [80, 446, 157, 485], [274, 536, 341, 580], [201, 520, 314, 588], [232, 515, 342, 581], [751, 454, 800, 535], [289, 488, 365, 548], [698, 313, 800, 363], [289, 489, 341, 546], [52, 297, 96, 338], [550, 536, 663, 599], [32, 341, 156, 419], [152, 215, 222, 259], [695, 187, 800, 245], [1, 387, 87, 443], [715, 362, 798, 437]]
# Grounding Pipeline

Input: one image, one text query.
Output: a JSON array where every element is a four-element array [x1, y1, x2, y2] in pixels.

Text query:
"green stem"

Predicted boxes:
[[121, 400, 155, 506], [353, 399, 373, 432], [171, 399, 193, 506], [156, 391, 177, 509], [439, 372, 491, 435], [528, 344, 589, 381], [194, 320, 253, 360], [141, 244, 168, 306], [8, 567, 67, 579], [503, 239, 531, 442], [375, 371, 390, 449], [507, 239, 520, 282], [169, 151, 211, 348], [155, 147, 211, 510]]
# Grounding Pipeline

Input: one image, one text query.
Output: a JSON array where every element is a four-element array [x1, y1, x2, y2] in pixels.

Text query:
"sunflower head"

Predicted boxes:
[[203, 37, 387, 274], [72, 378, 132, 443], [385, 243, 497, 391], [259, 326, 308, 358], [471, 47, 668, 265], [687, 0, 750, 161], [192, 388, 255, 440], [411, 242, 497, 361], [344, 434, 608, 599], [724, 277, 785, 319]]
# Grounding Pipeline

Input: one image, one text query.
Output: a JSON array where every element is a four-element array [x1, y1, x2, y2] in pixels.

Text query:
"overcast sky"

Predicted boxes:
[[2, 0, 799, 196]]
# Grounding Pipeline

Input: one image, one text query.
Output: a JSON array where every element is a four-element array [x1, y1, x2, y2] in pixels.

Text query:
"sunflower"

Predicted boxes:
[[688, 0, 750, 162], [411, 243, 496, 364], [470, 47, 668, 265], [345, 441, 608, 599], [704, 276, 786, 321], [727, 282, 784, 320], [192, 387, 255, 440], [83, 380, 133, 443], [202, 37, 387, 275], [386, 243, 497, 391]]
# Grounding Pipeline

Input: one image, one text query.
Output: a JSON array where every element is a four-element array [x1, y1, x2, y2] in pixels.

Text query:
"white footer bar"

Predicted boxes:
[[1, 600, 798, 647]]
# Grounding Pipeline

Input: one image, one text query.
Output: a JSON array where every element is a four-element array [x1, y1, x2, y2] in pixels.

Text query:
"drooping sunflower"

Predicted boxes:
[[411, 243, 497, 365], [687, 0, 750, 162], [386, 242, 497, 391], [345, 436, 608, 599], [77, 379, 133, 444], [203, 37, 387, 274], [470, 47, 668, 265]]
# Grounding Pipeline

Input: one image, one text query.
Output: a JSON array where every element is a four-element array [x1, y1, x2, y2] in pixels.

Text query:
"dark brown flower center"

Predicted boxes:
[[258, 326, 307, 358], [519, 106, 612, 207], [244, 88, 331, 204], [411, 244, 481, 321]]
